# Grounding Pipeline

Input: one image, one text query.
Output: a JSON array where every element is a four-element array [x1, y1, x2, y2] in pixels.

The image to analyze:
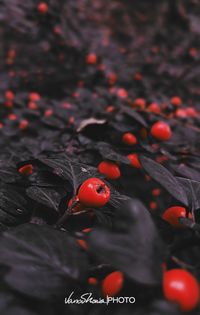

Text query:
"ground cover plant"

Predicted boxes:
[[0, 0, 200, 314]]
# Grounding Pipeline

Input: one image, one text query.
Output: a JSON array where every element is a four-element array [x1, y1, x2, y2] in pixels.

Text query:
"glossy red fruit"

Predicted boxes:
[[8, 113, 17, 121], [152, 188, 161, 197], [175, 109, 187, 119], [19, 119, 29, 130], [122, 133, 137, 145], [86, 53, 97, 65], [18, 164, 33, 176], [29, 92, 41, 102], [133, 98, 146, 109], [150, 201, 157, 210], [162, 206, 192, 228], [88, 277, 98, 285], [148, 102, 161, 114], [163, 269, 200, 312], [102, 271, 124, 297], [5, 90, 14, 101], [78, 178, 110, 207], [38, 2, 48, 14], [28, 102, 38, 110], [186, 107, 198, 118], [150, 121, 172, 141], [127, 153, 141, 169], [171, 96, 182, 106], [117, 88, 128, 99], [98, 161, 121, 180]]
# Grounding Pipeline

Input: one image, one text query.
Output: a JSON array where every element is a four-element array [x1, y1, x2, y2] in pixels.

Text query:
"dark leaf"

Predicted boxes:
[[87, 199, 164, 285], [140, 156, 188, 206], [0, 224, 88, 299], [0, 188, 29, 226], [39, 154, 98, 192], [26, 187, 61, 211], [122, 107, 148, 127], [93, 142, 130, 164], [172, 164, 200, 182], [177, 177, 200, 211]]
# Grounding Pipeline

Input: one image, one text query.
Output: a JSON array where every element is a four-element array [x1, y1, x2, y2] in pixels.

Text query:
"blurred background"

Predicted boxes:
[[0, 0, 200, 104]]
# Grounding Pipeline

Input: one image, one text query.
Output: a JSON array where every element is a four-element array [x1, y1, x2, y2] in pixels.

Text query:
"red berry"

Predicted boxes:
[[5, 90, 14, 101], [29, 92, 41, 102], [78, 178, 110, 207], [150, 201, 158, 210], [8, 113, 17, 121], [98, 161, 121, 180], [102, 271, 124, 297], [150, 121, 172, 141], [77, 239, 88, 250], [122, 133, 137, 145], [19, 119, 28, 130], [189, 47, 198, 58], [133, 98, 146, 109], [86, 53, 97, 65], [186, 107, 198, 118], [171, 96, 182, 106], [134, 72, 142, 81], [127, 153, 141, 169], [18, 164, 33, 176], [162, 206, 192, 228], [152, 188, 161, 197], [175, 109, 187, 118], [106, 105, 114, 113], [107, 72, 117, 85], [44, 109, 53, 117], [117, 88, 128, 99], [148, 103, 161, 114], [38, 2, 48, 14], [88, 277, 98, 285], [28, 102, 38, 110], [163, 269, 199, 311]]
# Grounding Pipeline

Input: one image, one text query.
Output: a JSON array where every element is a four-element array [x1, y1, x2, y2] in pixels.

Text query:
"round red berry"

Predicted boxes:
[[117, 88, 128, 99], [162, 206, 192, 228], [148, 103, 161, 114], [150, 121, 172, 141], [127, 153, 141, 169], [78, 178, 110, 207], [186, 107, 198, 118], [86, 53, 97, 65], [38, 2, 48, 14], [163, 269, 199, 311], [98, 161, 121, 180], [19, 119, 29, 130], [88, 277, 98, 285], [171, 96, 182, 106], [18, 164, 33, 176], [133, 98, 146, 109], [175, 109, 187, 119], [29, 92, 41, 102], [152, 188, 161, 197], [122, 133, 137, 145], [102, 271, 124, 297], [5, 90, 14, 101]]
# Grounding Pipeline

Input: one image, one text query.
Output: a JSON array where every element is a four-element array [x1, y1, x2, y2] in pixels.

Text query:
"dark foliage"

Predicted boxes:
[[0, 0, 199, 314]]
